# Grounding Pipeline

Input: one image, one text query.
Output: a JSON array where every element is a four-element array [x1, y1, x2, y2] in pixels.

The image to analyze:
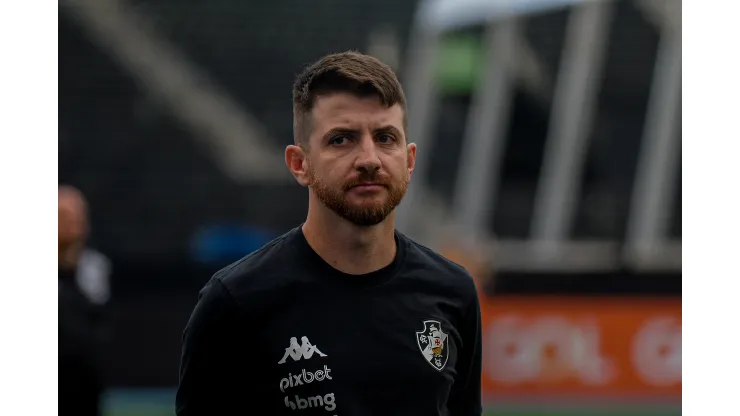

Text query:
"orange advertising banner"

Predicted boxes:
[[479, 297, 681, 399]]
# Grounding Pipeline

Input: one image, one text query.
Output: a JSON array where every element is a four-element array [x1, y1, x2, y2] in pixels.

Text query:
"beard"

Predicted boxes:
[[307, 164, 409, 227]]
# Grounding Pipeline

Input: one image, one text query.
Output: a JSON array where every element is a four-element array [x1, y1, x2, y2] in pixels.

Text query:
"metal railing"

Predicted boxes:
[[397, 0, 681, 273]]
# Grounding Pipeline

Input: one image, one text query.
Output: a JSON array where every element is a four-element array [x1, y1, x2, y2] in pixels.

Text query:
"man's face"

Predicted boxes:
[[303, 93, 416, 226], [58, 195, 88, 248]]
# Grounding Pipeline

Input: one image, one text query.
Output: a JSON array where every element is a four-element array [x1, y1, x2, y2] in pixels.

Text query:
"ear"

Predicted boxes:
[[285, 145, 311, 187], [406, 143, 417, 179]]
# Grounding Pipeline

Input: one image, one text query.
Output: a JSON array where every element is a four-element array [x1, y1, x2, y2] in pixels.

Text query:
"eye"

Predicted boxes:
[[329, 135, 349, 146], [377, 134, 395, 144]]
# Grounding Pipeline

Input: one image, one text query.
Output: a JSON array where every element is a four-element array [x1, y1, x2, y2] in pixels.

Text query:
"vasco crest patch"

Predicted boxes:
[[415, 320, 449, 371]]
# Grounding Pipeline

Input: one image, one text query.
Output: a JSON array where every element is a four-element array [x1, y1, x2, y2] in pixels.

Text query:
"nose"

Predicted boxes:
[[354, 135, 381, 173]]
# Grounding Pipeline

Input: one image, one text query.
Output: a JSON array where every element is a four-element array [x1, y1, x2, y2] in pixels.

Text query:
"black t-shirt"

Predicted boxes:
[[176, 226, 482, 415], [59, 266, 106, 416]]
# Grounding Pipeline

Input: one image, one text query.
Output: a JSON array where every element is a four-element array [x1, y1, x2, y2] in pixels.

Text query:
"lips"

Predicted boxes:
[[352, 184, 384, 189], [349, 183, 387, 191]]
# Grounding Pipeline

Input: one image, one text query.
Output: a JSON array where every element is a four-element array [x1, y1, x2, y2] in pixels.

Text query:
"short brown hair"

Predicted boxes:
[[292, 51, 407, 146]]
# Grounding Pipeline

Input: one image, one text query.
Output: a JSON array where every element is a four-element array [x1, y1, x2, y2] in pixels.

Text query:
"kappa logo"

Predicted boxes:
[[416, 320, 450, 371], [278, 336, 328, 364]]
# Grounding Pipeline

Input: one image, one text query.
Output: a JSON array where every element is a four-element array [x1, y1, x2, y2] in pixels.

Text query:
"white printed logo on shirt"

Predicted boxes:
[[278, 336, 328, 364]]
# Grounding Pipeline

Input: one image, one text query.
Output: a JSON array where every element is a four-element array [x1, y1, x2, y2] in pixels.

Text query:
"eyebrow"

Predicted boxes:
[[322, 126, 404, 141], [374, 126, 403, 139]]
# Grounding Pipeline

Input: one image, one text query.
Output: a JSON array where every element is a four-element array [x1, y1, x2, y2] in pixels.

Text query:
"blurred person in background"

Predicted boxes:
[[58, 185, 109, 416], [177, 51, 482, 415]]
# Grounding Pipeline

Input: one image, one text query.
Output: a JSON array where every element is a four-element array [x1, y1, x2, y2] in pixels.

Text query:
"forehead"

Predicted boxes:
[[310, 93, 404, 133], [59, 194, 87, 215]]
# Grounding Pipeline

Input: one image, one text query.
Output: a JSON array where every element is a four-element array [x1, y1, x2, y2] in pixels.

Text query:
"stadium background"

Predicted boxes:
[[58, 0, 681, 414]]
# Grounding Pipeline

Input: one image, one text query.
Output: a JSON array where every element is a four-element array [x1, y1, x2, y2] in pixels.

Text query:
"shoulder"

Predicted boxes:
[[399, 232, 478, 300], [202, 227, 304, 305], [76, 247, 112, 305]]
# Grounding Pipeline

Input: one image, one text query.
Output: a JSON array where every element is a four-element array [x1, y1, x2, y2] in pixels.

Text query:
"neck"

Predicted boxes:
[[303, 201, 397, 275], [58, 242, 82, 270]]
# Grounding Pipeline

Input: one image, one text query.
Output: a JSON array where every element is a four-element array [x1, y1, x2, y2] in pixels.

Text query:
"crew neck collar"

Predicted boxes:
[[292, 225, 406, 288]]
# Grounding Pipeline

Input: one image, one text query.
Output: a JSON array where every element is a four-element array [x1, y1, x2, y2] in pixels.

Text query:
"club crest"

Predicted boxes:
[[415, 320, 449, 371]]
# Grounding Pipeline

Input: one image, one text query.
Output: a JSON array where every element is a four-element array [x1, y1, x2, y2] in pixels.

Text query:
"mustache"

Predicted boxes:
[[343, 172, 393, 190]]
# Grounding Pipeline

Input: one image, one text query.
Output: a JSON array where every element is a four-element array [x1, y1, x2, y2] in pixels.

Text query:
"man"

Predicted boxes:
[[58, 186, 113, 306], [58, 186, 108, 416], [176, 51, 482, 415]]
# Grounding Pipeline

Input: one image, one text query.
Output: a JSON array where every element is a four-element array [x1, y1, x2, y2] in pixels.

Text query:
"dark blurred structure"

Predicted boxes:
[[59, 0, 680, 410]]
